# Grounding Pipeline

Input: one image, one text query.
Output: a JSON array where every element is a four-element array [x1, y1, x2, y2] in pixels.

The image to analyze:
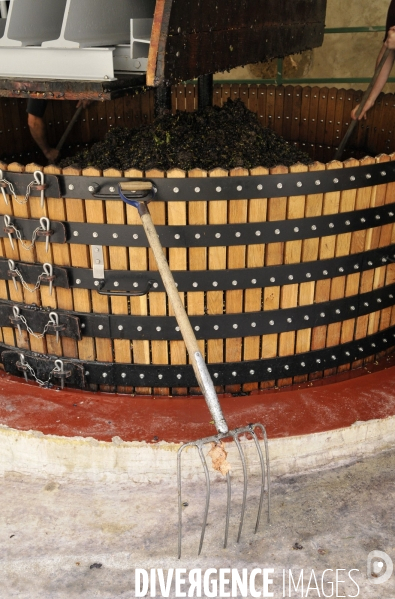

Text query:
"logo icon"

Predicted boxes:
[[367, 550, 394, 585]]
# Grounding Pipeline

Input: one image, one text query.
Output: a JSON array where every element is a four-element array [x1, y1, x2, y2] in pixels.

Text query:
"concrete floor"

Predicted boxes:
[[2, 450, 395, 598]]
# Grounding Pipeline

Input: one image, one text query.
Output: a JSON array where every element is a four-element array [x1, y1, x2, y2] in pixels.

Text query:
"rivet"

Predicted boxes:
[[255, 230, 261, 236], [76, 279, 81, 284], [232, 371, 237, 376], [294, 227, 299, 233], [383, 338, 388, 343], [194, 187, 200, 193], [158, 374, 163, 380], [288, 275, 294, 280], [98, 325, 104, 330], [232, 280, 237, 286], [133, 234, 139, 240], [270, 277, 275, 283], [133, 282, 138, 288], [251, 279, 257, 284], [320, 312, 325, 317], [235, 232, 241, 237], [368, 261, 373, 266], [350, 306, 356, 310], [336, 309, 340, 314], [114, 282, 120, 287], [354, 264, 359, 269], [73, 231, 79, 237], [81, 323, 85, 329], [195, 233, 201, 239], [94, 281, 100, 286], [360, 218, 366, 223], [173, 187, 179, 193], [250, 370, 255, 375], [93, 232, 98, 238], [118, 325, 123, 331], [359, 347, 364, 352], [350, 176, 355, 182], [215, 232, 221, 238], [156, 326, 161, 331], [277, 183, 283, 189], [68, 184, 74, 191], [193, 282, 198, 287], [214, 325, 219, 330], [102, 373, 108, 378], [237, 185, 243, 191], [316, 359, 321, 364], [153, 283, 159, 288], [109, 187, 115, 193], [121, 373, 126, 379], [88, 186, 95, 192], [137, 326, 142, 331], [257, 184, 263, 191], [296, 182, 302, 188], [140, 374, 145, 379], [333, 178, 339, 184], [212, 281, 218, 287], [345, 220, 350, 225], [306, 273, 311, 278], [194, 326, 200, 331], [331, 355, 336, 360], [323, 270, 328, 275], [375, 215, 381, 220], [275, 229, 280, 235], [365, 174, 371, 179], [382, 258, 387, 263], [269, 320, 274, 325], [216, 186, 222, 193], [371, 343, 376, 348], [176, 326, 180, 331], [113, 233, 118, 239], [339, 267, 344, 272], [214, 373, 219, 378], [284, 365, 289, 370], [304, 315, 309, 320], [315, 180, 321, 186], [301, 362, 306, 367], [287, 317, 292, 323], [381, 171, 387, 176], [177, 374, 182, 380], [364, 302, 369, 307], [311, 225, 317, 231], [345, 351, 350, 356], [251, 322, 256, 327], [267, 367, 272, 373], [377, 298, 382, 303], [329, 223, 334, 228], [389, 294, 394, 299], [233, 324, 238, 329]]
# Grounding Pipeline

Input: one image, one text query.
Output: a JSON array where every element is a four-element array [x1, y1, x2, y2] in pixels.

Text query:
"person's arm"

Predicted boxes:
[[351, 43, 395, 120], [27, 114, 59, 163]]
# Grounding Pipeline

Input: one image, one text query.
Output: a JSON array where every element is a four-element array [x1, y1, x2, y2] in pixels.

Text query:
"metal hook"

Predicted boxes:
[[34, 171, 45, 208], [49, 312, 60, 343], [7, 259, 17, 291], [19, 353, 28, 382], [40, 217, 50, 253], [54, 359, 65, 389], [4, 214, 14, 250], [12, 306, 22, 339], [0, 169, 8, 205], [43, 263, 54, 295]]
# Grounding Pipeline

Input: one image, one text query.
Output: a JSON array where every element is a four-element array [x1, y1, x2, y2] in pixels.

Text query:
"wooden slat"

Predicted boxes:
[[124, 168, 150, 395], [188, 168, 208, 394], [265, 84, 276, 130], [333, 88, 346, 155], [104, 167, 133, 394], [310, 159, 343, 380], [282, 85, 294, 141], [261, 164, 288, 389], [274, 85, 284, 137], [146, 168, 170, 396], [221, 83, 231, 107], [243, 166, 268, 392], [257, 85, 267, 127], [294, 161, 325, 384], [278, 162, 307, 387], [207, 167, 228, 394], [225, 167, 248, 393], [248, 84, 258, 116]]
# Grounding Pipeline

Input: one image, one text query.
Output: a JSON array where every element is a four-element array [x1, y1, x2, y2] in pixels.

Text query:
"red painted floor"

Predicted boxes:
[[1, 355, 395, 443]]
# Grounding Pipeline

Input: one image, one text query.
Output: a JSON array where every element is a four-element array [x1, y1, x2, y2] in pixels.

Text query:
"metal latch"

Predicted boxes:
[[91, 245, 105, 281]]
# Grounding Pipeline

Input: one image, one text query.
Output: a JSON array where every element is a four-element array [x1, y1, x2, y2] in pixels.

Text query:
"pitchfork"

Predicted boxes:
[[119, 182, 270, 557]]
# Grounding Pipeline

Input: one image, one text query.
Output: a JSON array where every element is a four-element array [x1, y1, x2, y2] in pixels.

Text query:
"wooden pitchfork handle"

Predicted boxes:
[[334, 47, 392, 161], [119, 186, 229, 435]]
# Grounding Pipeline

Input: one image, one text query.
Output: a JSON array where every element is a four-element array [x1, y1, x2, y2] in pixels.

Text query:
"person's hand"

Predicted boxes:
[[386, 26, 395, 50], [77, 99, 92, 109], [45, 148, 60, 164], [351, 99, 374, 121]]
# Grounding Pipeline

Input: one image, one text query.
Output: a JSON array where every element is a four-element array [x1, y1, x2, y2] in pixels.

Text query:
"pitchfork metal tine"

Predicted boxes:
[[197, 443, 211, 556], [252, 423, 271, 525], [234, 432, 248, 543], [223, 471, 231, 549]]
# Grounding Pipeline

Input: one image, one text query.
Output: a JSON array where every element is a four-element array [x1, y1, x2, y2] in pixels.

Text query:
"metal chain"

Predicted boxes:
[[10, 266, 46, 293], [0, 177, 38, 205], [17, 314, 52, 340], [22, 360, 61, 388], [7, 224, 41, 251]]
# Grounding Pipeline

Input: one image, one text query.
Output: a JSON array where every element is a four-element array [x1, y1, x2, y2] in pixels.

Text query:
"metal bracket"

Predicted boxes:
[[98, 279, 155, 297], [2, 350, 85, 388], [91, 245, 105, 281]]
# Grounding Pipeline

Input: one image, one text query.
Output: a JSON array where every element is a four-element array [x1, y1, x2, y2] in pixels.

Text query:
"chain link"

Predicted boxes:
[[17, 313, 52, 340], [7, 224, 42, 251], [10, 266, 47, 293], [22, 360, 61, 388], [0, 177, 39, 206]]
